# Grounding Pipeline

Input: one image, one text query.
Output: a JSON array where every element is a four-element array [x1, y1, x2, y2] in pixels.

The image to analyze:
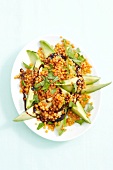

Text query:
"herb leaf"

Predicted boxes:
[[75, 119, 85, 125], [22, 80, 26, 86], [77, 54, 85, 62], [85, 103, 94, 112], [52, 76, 59, 83], [48, 122, 53, 125], [23, 62, 32, 69], [72, 83, 77, 93], [48, 72, 55, 79], [50, 88, 57, 94], [59, 129, 66, 136], [34, 81, 45, 89], [33, 94, 39, 103], [42, 78, 50, 92], [75, 48, 81, 53], [69, 101, 76, 107], [37, 122, 44, 130]]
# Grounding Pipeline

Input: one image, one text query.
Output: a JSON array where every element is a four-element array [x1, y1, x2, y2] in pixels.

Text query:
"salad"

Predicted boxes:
[[13, 37, 111, 136]]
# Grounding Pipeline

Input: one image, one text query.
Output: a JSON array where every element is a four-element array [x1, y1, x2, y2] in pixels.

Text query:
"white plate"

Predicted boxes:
[[11, 35, 101, 141]]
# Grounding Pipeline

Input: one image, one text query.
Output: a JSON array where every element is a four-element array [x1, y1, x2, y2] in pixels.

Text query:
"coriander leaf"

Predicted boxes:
[[42, 67, 48, 71], [22, 80, 26, 86], [72, 83, 77, 93], [48, 122, 53, 125], [48, 72, 55, 79], [63, 117, 66, 127], [42, 78, 50, 92], [85, 103, 94, 112], [34, 80, 44, 89], [23, 62, 32, 69], [50, 88, 57, 94], [52, 76, 59, 83], [75, 119, 85, 125], [33, 94, 39, 103], [77, 54, 85, 62], [83, 98, 88, 101], [59, 129, 66, 136], [37, 122, 44, 130], [69, 101, 76, 107], [75, 48, 81, 53]]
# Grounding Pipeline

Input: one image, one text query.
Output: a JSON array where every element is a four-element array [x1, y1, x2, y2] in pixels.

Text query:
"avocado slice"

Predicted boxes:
[[26, 50, 41, 66], [83, 75, 100, 85], [13, 97, 53, 122], [58, 76, 100, 92], [13, 106, 37, 122], [56, 116, 66, 136], [81, 82, 111, 94], [40, 40, 55, 58], [26, 88, 34, 109], [72, 101, 91, 123]]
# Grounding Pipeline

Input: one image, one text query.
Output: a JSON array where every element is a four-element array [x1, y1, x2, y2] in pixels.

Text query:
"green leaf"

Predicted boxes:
[[75, 48, 81, 53], [77, 54, 85, 62], [33, 94, 39, 103], [72, 83, 77, 93], [59, 129, 66, 136], [85, 103, 94, 112], [83, 98, 88, 101], [23, 62, 32, 69], [34, 81, 45, 89], [37, 122, 44, 130], [48, 72, 55, 79], [75, 119, 85, 125], [69, 101, 76, 107], [52, 76, 59, 83], [48, 122, 53, 125], [50, 88, 57, 94], [22, 80, 26, 86], [63, 116, 67, 127], [42, 78, 50, 92]]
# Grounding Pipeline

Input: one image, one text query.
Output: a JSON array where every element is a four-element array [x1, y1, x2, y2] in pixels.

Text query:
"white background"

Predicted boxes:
[[0, 0, 113, 170]]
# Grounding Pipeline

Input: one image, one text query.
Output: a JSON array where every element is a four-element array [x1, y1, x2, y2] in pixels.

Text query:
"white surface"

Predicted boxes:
[[11, 35, 100, 141], [0, 0, 113, 170]]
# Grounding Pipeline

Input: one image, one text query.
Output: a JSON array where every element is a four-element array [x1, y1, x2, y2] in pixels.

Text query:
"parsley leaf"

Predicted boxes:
[[34, 81, 45, 89], [37, 122, 44, 130], [48, 72, 55, 79], [59, 129, 66, 136], [33, 94, 39, 103], [48, 122, 53, 125], [77, 54, 85, 62], [42, 78, 50, 92], [23, 62, 32, 69], [75, 119, 85, 125], [69, 101, 76, 107], [52, 76, 59, 83], [50, 88, 57, 94], [22, 80, 26, 86], [75, 48, 81, 53], [72, 83, 77, 93], [85, 103, 94, 112]]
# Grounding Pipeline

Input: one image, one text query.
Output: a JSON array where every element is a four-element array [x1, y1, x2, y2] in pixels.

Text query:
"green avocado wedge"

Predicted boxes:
[[26, 88, 34, 109], [72, 101, 91, 123], [60, 76, 100, 92], [13, 106, 37, 122], [26, 50, 41, 66], [81, 82, 111, 94], [83, 75, 100, 85], [40, 40, 55, 58]]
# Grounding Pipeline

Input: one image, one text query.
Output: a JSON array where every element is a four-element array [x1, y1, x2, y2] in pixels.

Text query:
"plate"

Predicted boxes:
[[11, 35, 101, 141]]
